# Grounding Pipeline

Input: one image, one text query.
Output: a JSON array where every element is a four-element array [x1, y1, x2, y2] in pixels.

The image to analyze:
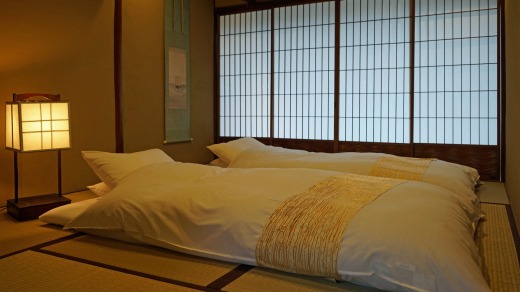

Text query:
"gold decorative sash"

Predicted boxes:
[[369, 156, 436, 181], [256, 173, 405, 279]]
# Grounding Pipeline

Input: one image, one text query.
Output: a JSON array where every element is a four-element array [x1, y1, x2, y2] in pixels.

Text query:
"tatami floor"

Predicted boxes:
[[0, 185, 519, 291], [478, 181, 510, 205]]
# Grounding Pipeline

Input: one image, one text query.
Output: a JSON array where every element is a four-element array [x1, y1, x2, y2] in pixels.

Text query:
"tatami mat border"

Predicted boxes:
[[505, 204, 520, 268], [38, 249, 220, 292], [207, 264, 254, 290], [1, 227, 254, 292], [0, 232, 83, 260]]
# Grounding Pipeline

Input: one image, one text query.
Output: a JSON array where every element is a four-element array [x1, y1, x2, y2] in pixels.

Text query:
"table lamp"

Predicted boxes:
[[5, 93, 71, 220]]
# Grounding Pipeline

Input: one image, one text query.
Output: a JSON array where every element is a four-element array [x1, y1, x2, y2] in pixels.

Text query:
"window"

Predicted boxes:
[[219, 10, 271, 137], [216, 0, 502, 179], [274, 3, 336, 140], [414, 0, 498, 145], [339, 0, 411, 143]]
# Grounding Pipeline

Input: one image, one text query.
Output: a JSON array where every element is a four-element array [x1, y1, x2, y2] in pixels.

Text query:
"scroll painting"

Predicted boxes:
[[164, 0, 190, 143]]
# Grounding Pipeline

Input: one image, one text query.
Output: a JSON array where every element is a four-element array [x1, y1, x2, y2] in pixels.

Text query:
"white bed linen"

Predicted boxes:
[[228, 145, 481, 204], [64, 161, 489, 292], [40, 198, 100, 226]]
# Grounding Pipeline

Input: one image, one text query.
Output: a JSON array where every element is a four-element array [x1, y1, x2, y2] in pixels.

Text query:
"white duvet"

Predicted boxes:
[[64, 161, 489, 292], [227, 145, 481, 204]]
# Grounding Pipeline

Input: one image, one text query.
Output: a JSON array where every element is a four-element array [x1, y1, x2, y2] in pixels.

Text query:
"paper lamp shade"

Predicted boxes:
[[6, 101, 71, 152]]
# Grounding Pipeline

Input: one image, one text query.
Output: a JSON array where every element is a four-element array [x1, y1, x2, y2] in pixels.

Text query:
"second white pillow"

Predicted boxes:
[[82, 148, 174, 188]]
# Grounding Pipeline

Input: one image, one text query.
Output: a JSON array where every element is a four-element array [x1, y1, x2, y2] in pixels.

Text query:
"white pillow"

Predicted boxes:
[[40, 198, 100, 226], [87, 182, 112, 196], [208, 158, 229, 168], [207, 137, 264, 164], [82, 149, 174, 188]]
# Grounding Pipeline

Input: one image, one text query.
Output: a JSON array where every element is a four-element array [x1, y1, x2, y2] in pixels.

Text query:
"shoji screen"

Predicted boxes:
[[219, 11, 271, 137], [339, 0, 410, 143], [216, 0, 502, 179], [274, 2, 336, 140], [414, 0, 498, 145]]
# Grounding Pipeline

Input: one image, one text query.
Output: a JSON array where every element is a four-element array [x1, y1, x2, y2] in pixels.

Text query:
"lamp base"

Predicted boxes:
[[7, 194, 71, 221]]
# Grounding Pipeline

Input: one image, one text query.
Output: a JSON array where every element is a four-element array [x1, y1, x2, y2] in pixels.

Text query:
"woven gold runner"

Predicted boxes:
[[256, 173, 405, 279], [369, 156, 435, 180]]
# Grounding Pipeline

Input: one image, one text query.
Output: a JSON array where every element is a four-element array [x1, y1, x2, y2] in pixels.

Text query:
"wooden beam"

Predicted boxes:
[[114, 0, 124, 153]]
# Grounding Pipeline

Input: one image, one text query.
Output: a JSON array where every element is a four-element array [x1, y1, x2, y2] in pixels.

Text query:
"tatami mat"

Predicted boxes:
[[43, 235, 380, 291], [0, 191, 95, 258], [479, 204, 520, 291], [224, 267, 382, 292], [0, 251, 198, 292], [0, 212, 74, 257], [43, 235, 237, 286]]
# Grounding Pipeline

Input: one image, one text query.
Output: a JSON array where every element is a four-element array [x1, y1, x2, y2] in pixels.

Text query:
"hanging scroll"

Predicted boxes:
[[164, 0, 190, 143]]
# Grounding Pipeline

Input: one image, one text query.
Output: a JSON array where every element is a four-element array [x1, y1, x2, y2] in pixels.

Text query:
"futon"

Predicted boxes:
[[208, 138, 481, 204], [40, 149, 489, 292]]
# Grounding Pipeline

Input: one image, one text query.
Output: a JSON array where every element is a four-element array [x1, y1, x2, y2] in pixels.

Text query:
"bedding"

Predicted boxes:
[[82, 148, 174, 189], [40, 198, 100, 226], [87, 182, 112, 196], [54, 150, 489, 292], [206, 137, 265, 165], [208, 138, 481, 204]]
